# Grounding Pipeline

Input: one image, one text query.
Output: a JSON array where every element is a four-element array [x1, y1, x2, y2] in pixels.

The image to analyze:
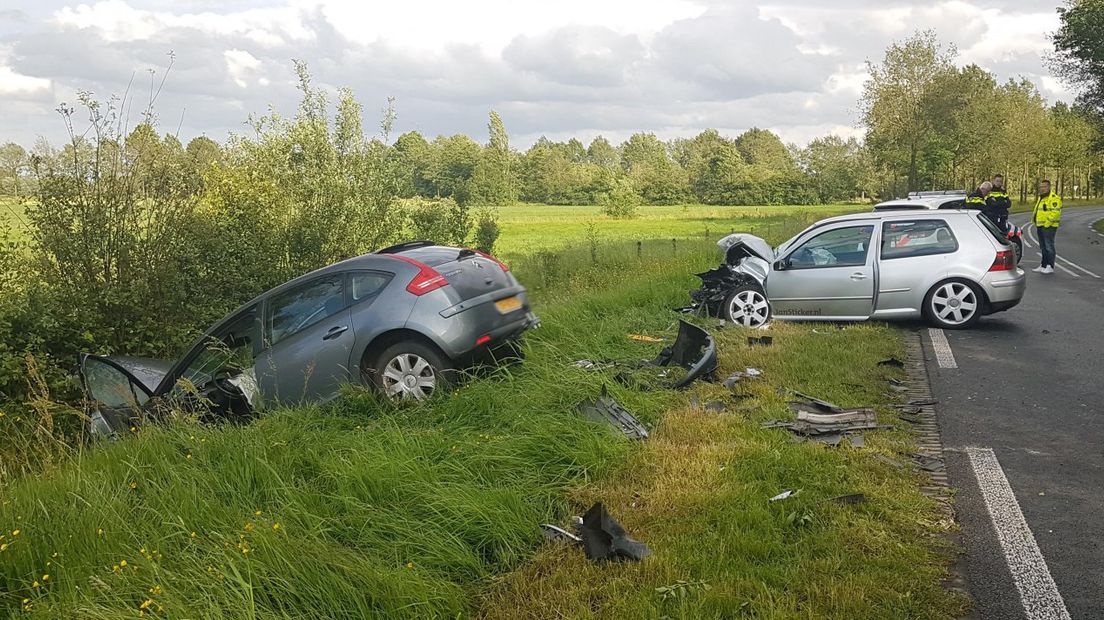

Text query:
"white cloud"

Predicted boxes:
[[0, 0, 1074, 149]]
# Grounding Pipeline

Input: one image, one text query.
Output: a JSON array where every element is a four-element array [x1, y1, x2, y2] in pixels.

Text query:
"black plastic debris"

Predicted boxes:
[[646, 320, 718, 389], [911, 453, 945, 472], [878, 357, 905, 368], [577, 386, 649, 441], [578, 502, 652, 562], [723, 367, 763, 389], [540, 523, 582, 543], [747, 336, 773, 347], [789, 391, 845, 414], [905, 398, 938, 407], [764, 403, 885, 447]]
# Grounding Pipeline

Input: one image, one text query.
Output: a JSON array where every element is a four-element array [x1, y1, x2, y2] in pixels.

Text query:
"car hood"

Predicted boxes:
[[102, 356, 175, 393], [717, 233, 774, 265]]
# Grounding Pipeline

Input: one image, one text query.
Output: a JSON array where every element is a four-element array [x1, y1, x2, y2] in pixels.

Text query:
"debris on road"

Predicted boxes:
[[578, 502, 652, 562], [770, 489, 797, 502], [577, 386, 649, 441]]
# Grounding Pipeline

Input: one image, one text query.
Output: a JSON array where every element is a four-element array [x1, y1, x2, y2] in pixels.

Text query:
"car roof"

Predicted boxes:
[[815, 209, 974, 226], [874, 196, 956, 210]]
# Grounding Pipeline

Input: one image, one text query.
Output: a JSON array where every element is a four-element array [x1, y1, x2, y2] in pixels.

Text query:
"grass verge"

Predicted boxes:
[[1093, 218, 1104, 234], [478, 322, 969, 619]]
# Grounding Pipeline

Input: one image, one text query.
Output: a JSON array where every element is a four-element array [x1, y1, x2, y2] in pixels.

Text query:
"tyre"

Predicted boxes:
[[923, 279, 983, 330], [721, 284, 771, 328], [367, 341, 454, 400]]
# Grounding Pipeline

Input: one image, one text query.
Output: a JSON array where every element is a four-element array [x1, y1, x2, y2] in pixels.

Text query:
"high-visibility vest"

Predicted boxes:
[[1032, 192, 1062, 228]]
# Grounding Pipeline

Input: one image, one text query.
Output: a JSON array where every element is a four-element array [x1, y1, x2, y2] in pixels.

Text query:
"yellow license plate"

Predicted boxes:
[[495, 296, 522, 314]]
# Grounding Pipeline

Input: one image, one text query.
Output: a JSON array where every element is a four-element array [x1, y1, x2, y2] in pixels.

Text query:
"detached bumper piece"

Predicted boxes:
[[766, 393, 888, 446], [647, 320, 718, 389], [578, 502, 652, 562], [577, 386, 649, 441]]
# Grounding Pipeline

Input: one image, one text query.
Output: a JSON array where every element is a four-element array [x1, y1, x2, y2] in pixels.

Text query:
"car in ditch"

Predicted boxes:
[[688, 210, 1025, 330], [80, 241, 539, 436]]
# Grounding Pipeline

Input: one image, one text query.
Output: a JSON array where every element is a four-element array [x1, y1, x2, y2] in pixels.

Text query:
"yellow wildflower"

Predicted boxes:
[[129, 482, 138, 490], [97, 528, 104, 536], [243, 522, 255, 533], [149, 585, 162, 595], [41, 574, 49, 581], [186, 453, 192, 460], [0, 543, 8, 552], [190, 531, 197, 539], [140, 599, 153, 610], [11, 529, 20, 536], [119, 560, 128, 568], [21, 599, 29, 605], [32, 580, 39, 588], [0, 411, 4, 417], [272, 523, 281, 531], [254, 510, 263, 516], [406, 562, 414, 569]]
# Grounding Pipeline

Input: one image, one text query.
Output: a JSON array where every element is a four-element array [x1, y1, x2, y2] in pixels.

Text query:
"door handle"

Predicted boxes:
[[850, 273, 867, 281], [322, 325, 349, 340]]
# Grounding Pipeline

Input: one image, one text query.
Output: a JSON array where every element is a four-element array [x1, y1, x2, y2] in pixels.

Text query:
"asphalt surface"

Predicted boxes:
[[927, 205, 1104, 619]]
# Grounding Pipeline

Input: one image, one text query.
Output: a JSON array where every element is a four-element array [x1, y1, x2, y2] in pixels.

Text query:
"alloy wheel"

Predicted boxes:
[[381, 353, 437, 400], [930, 282, 978, 326], [729, 290, 770, 327]]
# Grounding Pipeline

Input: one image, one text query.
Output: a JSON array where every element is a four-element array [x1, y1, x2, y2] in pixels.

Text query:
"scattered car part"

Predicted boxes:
[[789, 391, 844, 414], [646, 320, 718, 389], [628, 334, 665, 343], [747, 336, 773, 347], [911, 454, 945, 472], [577, 386, 649, 441], [796, 409, 876, 426], [770, 489, 797, 502], [878, 357, 905, 368], [578, 502, 652, 562], [540, 524, 582, 544]]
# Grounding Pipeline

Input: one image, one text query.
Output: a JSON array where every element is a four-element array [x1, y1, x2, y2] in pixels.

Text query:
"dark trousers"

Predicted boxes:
[[1038, 227, 1057, 268]]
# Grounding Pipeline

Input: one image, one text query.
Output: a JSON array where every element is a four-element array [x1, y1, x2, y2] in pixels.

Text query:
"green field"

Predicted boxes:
[[493, 203, 859, 256], [0, 205, 965, 618]]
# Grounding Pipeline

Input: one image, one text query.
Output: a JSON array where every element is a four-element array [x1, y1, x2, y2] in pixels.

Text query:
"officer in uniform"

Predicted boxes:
[[985, 174, 1012, 229], [964, 181, 991, 213], [1032, 179, 1062, 274]]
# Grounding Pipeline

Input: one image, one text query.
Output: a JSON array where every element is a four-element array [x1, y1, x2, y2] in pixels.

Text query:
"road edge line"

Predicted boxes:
[[929, 328, 958, 368], [964, 447, 1072, 620]]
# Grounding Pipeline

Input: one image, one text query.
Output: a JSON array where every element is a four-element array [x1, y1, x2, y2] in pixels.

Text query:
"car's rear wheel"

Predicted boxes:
[[369, 341, 453, 400], [1009, 236, 1023, 264], [924, 279, 983, 330], [722, 284, 771, 328]]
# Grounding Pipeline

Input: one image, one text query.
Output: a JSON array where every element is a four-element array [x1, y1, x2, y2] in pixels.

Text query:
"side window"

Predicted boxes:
[[83, 357, 150, 408], [177, 308, 259, 390], [939, 199, 965, 209], [266, 275, 345, 346], [347, 271, 392, 304], [785, 225, 874, 269], [881, 220, 958, 260]]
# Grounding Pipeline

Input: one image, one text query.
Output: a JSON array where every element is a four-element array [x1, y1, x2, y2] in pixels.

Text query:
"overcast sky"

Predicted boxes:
[[0, 0, 1073, 150]]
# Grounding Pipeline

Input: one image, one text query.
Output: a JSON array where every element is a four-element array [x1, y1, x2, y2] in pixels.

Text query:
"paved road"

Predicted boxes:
[[927, 206, 1104, 619]]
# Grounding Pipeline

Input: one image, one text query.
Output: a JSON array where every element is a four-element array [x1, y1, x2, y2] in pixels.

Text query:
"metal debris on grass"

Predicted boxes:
[[628, 334, 665, 343], [577, 386, 649, 441], [723, 368, 763, 388], [540, 524, 582, 543], [747, 336, 773, 347], [578, 502, 652, 562], [768, 392, 888, 447], [911, 453, 945, 472], [878, 357, 905, 368], [770, 489, 797, 502]]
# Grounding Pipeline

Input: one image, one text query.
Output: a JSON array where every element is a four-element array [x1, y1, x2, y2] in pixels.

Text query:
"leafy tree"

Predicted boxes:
[[861, 30, 956, 192], [598, 175, 640, 218], [800, 135, 865, 203], [430, 134, 481, 205], [471, 111, 518, 205], [0, 142, 28, 196], [1050, 0, 1104, 122], [586, 136, 619, 169], [392, 131, 435, 197]]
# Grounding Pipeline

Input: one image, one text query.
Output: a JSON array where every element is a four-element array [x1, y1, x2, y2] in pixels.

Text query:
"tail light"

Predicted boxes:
[[474, 250, 509, 272], [390, 255, 448, 295], [989, 250, 1015, 272]]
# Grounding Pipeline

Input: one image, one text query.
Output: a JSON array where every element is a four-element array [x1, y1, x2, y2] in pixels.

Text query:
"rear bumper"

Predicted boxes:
[[981, 268, 1026, 312], [407, 290, 538, 362]]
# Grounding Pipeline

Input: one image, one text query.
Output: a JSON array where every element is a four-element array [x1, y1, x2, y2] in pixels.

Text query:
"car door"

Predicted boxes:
[[767, 224, 876, 319], [874, 218, 957, 317], [254, 273, 353, 405], [80, 354, 155, 435]]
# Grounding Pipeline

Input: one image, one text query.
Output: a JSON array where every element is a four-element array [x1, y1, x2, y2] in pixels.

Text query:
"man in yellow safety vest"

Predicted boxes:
[[1031, 179, 1062, 274]]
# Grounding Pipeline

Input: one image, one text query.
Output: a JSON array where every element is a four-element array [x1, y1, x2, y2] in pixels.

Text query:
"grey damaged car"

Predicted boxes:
[[689, 210, 1026, 330], [81, 241, 539, 435]]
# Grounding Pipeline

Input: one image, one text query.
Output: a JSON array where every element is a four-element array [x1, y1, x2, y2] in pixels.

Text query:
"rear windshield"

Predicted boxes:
[[975, 214, 1011, 246]]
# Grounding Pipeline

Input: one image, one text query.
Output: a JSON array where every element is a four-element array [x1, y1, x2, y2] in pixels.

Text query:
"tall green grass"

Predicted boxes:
[[0, 237, 717, 618]]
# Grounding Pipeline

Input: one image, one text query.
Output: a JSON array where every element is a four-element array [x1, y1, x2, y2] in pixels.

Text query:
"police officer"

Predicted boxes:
[[1032, 179, 1062, 274], [986, 174, 1012, 229], [965, 181, 991, 211]]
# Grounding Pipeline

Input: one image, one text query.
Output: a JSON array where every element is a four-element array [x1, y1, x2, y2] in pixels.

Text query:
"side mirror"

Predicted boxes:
[[774, 259, 789, 271]]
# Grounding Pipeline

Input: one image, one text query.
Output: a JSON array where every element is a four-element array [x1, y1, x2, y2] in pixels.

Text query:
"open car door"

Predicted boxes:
[[80, 353, 160, 436]]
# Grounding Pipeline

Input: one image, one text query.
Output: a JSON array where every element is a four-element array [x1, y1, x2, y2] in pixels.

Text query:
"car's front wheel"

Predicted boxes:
[[722, 284, 771, 328], [369, 341, 453, 400], [924, 279, 983, 330]]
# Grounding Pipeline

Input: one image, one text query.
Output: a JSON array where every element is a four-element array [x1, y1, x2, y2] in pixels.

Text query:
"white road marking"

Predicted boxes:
[[1056, 255, 1101, 279], [928, 328, 957, 368], [1027, 224, 1040, 245], [1034, 253, 1081, 278], [1021, 235, 1032, 249], [966, 447, 1071, 620]]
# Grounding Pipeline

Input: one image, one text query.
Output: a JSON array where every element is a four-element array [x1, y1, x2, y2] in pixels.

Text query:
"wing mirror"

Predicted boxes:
[[774, 258, 790, 271]]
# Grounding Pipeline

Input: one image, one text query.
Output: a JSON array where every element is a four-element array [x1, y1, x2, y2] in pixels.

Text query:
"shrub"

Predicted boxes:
[[472, 209, 501, 254], [401, 196, 472, 245]]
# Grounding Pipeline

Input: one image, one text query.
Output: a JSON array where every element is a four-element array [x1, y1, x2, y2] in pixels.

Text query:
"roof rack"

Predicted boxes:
[[376, 240, 436, 254], [906, 190, 967, 198]]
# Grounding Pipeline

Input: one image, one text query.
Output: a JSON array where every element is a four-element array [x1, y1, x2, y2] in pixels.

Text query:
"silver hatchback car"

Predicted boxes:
[[704, 210, 1026, 329]]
